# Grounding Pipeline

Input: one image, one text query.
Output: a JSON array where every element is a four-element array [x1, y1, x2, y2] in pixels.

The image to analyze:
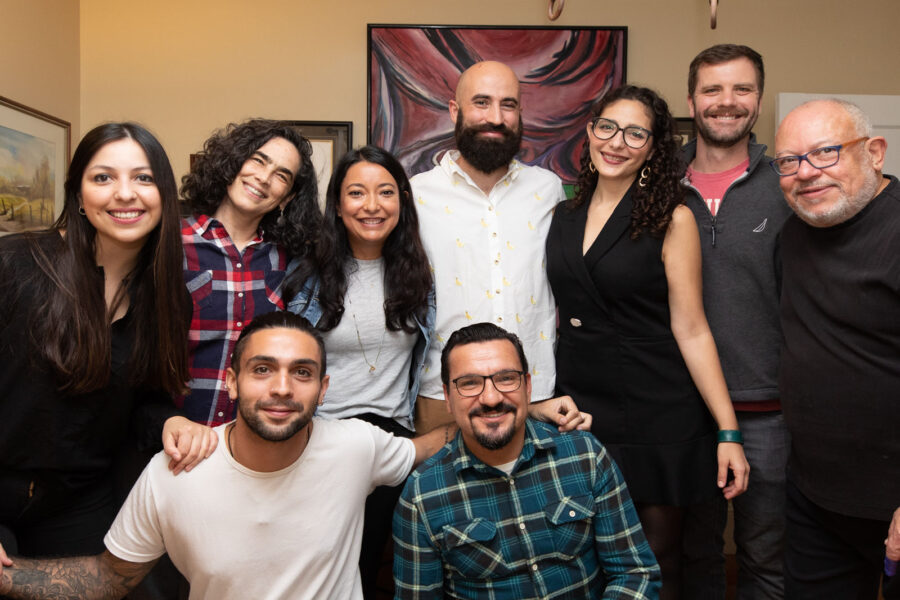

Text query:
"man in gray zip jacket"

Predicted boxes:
[[679, 44, 793, 600]]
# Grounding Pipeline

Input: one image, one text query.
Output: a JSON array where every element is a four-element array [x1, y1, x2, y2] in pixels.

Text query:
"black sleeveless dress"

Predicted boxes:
[[546, 189, 717, 506]]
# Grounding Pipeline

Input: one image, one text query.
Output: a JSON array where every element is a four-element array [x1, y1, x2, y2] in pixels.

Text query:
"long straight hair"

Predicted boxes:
[[27, 122, 189, 395]]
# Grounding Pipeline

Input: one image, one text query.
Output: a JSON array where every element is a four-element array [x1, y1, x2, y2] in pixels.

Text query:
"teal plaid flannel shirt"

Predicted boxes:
[[392, 419, 661, 599]]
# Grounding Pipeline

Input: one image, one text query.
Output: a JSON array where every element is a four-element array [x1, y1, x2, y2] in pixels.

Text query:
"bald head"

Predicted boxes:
[[455, 61, 521, 105], [775, 99, 887, 227]]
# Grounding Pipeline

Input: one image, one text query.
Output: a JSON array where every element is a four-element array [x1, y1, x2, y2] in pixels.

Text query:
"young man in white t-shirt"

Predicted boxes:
[[0, 312, 451, 600]]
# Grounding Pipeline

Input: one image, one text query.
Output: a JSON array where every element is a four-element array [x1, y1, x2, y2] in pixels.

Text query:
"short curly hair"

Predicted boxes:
[[569, 85, 685, 239], [181, 119, 320, 256]]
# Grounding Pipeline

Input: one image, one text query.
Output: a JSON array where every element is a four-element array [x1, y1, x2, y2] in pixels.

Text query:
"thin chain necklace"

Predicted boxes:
[[347, 262, 387, 373]]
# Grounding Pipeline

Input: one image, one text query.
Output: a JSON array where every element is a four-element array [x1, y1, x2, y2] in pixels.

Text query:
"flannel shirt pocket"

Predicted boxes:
[[440, 518, 507, 578], [184, 270, 214, 310], [544, 494, 595, 559]]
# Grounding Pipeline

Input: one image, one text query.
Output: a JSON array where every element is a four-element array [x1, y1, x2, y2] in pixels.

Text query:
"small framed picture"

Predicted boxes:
[[0, 96, 71, 233]]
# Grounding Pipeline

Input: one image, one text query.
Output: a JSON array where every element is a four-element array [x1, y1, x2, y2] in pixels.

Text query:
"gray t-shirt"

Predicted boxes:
[[319, 258, 416, 430]]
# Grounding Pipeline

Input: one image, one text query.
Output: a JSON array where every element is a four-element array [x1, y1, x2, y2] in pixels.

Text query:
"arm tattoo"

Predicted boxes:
[[0, 550, 155, 600]]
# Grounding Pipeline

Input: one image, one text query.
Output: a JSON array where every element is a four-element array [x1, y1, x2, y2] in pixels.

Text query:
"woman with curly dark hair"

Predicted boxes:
[[546, 85, 748, 598], [180, 119, 321, 426], [285, 145, 433, 598]]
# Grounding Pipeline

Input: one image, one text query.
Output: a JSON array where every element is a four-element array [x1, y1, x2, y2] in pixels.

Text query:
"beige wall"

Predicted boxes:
[[1, 0, 80, 151], [73, 0, 900, 181]]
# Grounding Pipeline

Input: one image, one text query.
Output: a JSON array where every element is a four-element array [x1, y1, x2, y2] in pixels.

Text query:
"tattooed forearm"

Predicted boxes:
[[0, 550, 154, 600]]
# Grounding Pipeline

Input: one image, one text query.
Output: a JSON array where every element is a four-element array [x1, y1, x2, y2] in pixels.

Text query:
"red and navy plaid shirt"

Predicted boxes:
[[179, 215, 289, 425]]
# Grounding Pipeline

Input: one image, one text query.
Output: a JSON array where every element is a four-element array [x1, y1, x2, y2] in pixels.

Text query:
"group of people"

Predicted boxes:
[[0, 41, 896, 600]]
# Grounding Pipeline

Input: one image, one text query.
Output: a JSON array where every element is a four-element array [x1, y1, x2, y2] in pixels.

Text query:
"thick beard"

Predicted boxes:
[[694, 110, 758, 148], [237, 395, 312, 442], [469, 402, 517, 450], [455, 117, 523, 174], [790, 168, 880, 228]]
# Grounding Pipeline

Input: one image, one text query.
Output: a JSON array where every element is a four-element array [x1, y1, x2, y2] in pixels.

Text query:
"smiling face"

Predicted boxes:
[[80, 138, 162, 256], [588, 99, 654, 184], [689, 57, 761, 148], [450, 61, 523, 174], [775, 101, 885, 228], [443, 339, 531, 465], [221, 136, 301, 226], [226, 327, 328, 443], [338, 161, 401, 259]]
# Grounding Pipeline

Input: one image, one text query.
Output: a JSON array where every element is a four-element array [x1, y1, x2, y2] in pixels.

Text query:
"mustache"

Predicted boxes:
[[469, 402, 517, 418], [469, 122, 516, 135], [255, 399, 303, 412]]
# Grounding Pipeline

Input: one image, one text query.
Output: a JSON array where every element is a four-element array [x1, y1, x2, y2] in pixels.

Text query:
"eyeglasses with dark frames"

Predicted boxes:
[[451, 369, 525, 397], [770, 137, 869, 176], [589, 117, 653, 149]]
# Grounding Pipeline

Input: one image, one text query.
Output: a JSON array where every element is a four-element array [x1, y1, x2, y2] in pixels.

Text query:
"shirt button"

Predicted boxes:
[[509, 478, 515, 486], [497, 316, 503, 323], [238, 292, 244, 298], [488, 206, 494, 212], [236, 263, 242, 269], [531, 564, 538, 572], [494, 259, 500, 265], [569, 510, 576, 518], [570, 317, 582, 327], [519, 522, 526, 530], [236, 321, 243, 327], [217, 411, 224, 417], [492, 232, 497, 237], [495, 289, 501, 294]]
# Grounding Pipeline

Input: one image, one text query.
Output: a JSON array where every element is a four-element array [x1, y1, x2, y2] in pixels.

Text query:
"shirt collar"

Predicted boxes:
[[451, 419, 557, 476], [441, 150, 523, 187], [191, 213, 266, 244]]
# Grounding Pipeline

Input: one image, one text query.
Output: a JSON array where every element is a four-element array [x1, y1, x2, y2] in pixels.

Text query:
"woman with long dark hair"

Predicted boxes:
[[285, 145, 433, 597], [546, 86, 749, 598], [0, 123, 214, 560]]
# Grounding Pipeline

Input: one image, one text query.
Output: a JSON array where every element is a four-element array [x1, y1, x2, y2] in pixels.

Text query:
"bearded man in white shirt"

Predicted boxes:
[[411, 61, 582, 434]]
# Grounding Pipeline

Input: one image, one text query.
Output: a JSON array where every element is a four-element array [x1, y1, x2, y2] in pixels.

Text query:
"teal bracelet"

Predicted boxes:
[[717, 429, 743, 444]]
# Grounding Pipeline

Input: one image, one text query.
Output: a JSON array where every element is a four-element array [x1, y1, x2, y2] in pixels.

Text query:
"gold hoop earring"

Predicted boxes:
[[638, 165, 651, 188], [589, 162, 596, 174]]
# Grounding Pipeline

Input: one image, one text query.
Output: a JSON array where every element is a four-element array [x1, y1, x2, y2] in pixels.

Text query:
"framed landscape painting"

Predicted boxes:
[[0, 97, 70, 233], [368, 25, 627, 185]]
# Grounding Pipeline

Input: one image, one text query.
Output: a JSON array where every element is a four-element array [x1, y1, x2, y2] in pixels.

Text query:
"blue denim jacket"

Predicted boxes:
[[285, 272, 435, 428]]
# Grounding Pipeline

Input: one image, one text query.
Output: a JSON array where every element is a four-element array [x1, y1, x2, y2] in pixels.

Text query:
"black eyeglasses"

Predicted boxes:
[[589, 117, 653, 149], [451, 370, 524, 397], [770, 137, 868, 176]]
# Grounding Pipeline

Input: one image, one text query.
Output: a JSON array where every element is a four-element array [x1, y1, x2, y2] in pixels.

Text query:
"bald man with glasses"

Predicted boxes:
[[774, 99, 900, 599]]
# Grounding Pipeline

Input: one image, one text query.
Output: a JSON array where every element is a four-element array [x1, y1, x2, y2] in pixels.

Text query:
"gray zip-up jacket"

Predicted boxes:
[[680, 135, 793, 404]]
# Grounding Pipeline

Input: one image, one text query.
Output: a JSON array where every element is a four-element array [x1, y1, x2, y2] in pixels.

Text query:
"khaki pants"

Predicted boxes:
[[414, 395, 456, 434]]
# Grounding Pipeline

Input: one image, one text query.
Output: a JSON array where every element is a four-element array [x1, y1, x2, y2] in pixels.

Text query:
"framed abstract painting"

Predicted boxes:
[[367, 25, 627, 185]]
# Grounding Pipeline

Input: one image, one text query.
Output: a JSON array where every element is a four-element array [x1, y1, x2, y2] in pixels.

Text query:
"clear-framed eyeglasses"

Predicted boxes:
[[589, 117, 653, 149], [452, 370, 525, 397], [770, 137, 869, 176]]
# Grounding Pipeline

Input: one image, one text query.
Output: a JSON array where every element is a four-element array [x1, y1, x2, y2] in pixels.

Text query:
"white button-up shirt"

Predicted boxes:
[[412, 151, 564, 400]]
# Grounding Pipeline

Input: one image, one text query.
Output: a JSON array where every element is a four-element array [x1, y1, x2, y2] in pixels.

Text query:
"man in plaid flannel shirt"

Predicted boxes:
[[393, 323, 660, 599], [179, 120, 320, 426]]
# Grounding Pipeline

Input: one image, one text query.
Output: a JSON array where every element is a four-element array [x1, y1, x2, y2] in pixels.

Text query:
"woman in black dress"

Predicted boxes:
[[546, 85, 748, 598]]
